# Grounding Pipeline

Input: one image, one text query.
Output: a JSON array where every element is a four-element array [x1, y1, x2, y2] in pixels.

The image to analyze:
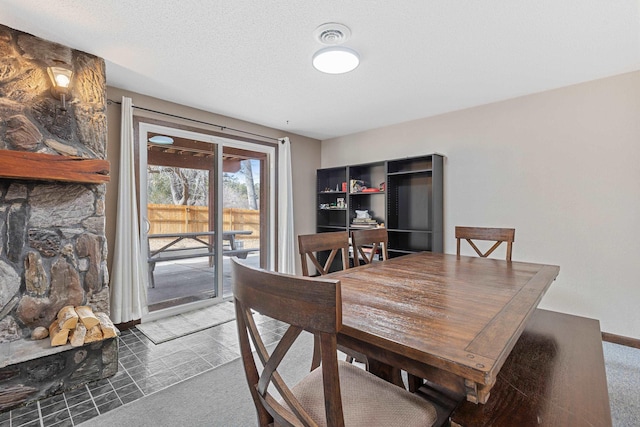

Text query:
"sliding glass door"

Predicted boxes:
[[138, 122, 275, 321], [220, 146, 268, 298]]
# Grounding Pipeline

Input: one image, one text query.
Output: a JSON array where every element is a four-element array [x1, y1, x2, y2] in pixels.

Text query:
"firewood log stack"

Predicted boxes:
[[47, 305, 118, 347]]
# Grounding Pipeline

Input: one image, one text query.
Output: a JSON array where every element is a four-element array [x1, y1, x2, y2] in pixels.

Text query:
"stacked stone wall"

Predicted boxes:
[[0, 22, 114, 412], [0, 24, 109, 343]]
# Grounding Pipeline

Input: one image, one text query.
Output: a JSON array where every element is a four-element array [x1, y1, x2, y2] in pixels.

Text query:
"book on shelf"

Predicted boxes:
[[352, 218, 377, 224], [350, 223, 377, 228]]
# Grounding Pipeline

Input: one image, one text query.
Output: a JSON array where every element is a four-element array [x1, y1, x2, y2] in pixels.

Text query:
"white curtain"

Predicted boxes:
[[277, 137, 296, 274], [110, 96, 148, 323]]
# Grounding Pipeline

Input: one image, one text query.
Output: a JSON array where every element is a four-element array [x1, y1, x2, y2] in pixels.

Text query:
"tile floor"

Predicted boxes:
[[0, 313, 286, 427]]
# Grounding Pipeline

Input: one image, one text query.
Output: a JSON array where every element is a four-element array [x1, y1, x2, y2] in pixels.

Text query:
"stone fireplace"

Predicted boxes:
[[0, 24, 116, 411]]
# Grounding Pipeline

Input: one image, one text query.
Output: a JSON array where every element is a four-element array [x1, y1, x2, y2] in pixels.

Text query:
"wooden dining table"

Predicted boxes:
[[327, 251, 560, 404]]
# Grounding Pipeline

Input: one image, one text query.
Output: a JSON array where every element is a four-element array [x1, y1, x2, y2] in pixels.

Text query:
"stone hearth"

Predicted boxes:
[[0, 336, 118, 412]]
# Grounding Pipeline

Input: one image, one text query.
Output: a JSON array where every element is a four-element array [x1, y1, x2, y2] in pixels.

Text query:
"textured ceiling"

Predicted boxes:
[[1, 1, 639, 140]]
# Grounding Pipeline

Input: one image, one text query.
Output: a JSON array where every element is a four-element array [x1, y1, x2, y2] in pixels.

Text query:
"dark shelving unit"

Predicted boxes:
[[348, 161, 386, 230], [386, 155, 443, 256], [316, 154, 443, 263], [316, 166, 348, 233]]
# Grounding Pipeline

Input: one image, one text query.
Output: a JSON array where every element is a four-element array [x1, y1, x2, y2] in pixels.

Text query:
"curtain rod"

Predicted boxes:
[[106, 98, 281, 142]]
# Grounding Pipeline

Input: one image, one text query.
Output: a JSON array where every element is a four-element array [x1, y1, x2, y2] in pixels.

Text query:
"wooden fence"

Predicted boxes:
[[147, 204, 260, 247]]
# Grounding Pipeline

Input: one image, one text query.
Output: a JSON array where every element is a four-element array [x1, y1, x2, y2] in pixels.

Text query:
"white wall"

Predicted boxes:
[[321, 71, 640, 339]]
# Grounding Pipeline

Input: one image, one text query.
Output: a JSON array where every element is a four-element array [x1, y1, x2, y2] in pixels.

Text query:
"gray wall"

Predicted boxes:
[[321, 71, 640, 339]]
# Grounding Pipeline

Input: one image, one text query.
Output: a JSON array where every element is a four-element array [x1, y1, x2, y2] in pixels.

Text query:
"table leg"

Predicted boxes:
[[407, 374, 424, 392], [367, 359, 405, 389]]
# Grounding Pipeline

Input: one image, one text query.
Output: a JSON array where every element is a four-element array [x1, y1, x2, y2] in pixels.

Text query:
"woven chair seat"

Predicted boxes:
[[279, 361, 437, 427]]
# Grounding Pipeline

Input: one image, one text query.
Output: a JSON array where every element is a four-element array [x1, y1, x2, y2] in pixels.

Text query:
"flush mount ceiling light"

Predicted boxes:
[[148, 135, 174, 145], [313, 47, 360, 74], [312, 23, 360, 74]]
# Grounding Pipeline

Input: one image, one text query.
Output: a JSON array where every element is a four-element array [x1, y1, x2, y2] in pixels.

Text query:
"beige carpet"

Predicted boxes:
[[136, 302, 236, 344]]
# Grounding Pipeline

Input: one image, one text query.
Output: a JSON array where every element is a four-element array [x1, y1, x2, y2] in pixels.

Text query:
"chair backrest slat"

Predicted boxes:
[[455, 226, 515, 261]]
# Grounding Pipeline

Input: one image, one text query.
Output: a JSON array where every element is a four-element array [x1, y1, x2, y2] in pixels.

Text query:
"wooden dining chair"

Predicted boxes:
[[351, 228, 389, 266], [455, 226, 516, 261], [298, 232, 365, 368], [298, 231, 350, 276], [232, 259, 438, 427]]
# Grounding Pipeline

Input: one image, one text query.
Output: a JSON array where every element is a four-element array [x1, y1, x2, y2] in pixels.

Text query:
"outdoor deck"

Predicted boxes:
[[147, 252, 261, 311]]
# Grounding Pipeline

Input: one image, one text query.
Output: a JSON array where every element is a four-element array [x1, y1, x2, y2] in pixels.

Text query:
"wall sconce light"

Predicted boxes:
[[47, 66, 73, 110]]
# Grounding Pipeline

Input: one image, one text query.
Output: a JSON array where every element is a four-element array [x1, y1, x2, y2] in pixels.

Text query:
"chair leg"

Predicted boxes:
[[311, 334, 322, 371]]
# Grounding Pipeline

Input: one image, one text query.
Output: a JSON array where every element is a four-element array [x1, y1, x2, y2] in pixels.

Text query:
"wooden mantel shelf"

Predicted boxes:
[[0, 150, 110, 184]]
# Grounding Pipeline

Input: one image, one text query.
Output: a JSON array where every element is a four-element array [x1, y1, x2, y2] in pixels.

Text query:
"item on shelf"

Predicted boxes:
[[352, 212, 378, 228], [379, 182, 385, 191], [352, 219, 377, 223], [337, 198, 345, 208], [350, 223, 377, 229], [362, 188, 380, 193], [342, 182, 347, 192], [355, 210, 371, 219], [320, 202, 346, 210], [350, 179, 366, 193]]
